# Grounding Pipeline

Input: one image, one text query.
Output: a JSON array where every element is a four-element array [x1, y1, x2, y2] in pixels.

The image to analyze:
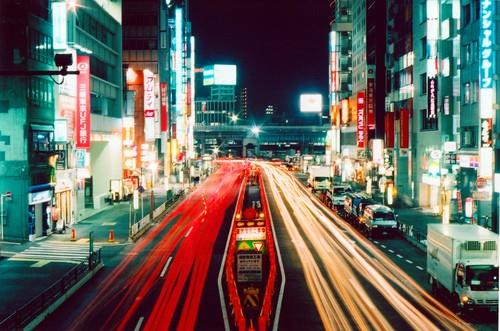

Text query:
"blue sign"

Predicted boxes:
[[480, 0, 495, 89], [75, 149, 86, 169]]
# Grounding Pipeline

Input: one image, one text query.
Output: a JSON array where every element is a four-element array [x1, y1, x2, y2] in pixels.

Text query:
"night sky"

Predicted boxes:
[[189, 0, 331, 123]]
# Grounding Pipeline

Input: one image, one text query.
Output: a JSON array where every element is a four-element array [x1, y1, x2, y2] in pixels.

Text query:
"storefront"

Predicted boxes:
[[28, 184, 52, 241], [54, 170, 75, 228]]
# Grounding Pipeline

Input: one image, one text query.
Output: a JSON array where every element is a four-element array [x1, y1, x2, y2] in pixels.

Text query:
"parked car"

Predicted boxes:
[[360, 204, 398, 237]]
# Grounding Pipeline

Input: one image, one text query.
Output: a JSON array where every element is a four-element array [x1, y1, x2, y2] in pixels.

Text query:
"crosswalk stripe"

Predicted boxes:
[[10, 241, 102, 262]]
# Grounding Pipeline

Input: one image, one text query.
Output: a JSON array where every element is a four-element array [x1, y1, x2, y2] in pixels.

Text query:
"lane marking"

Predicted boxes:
[[396, 254, 403, 259], [388, 249, 394, 253], [219, 179, 246, 331], [405, 259, 413, 264], [10, 257, 80, 264], [30, 261, 50, 267], [101, 222, 116, 226], [185, 226, 193, 238], [160, 256, 173, 278], [263, 172, 286, 331], [380, 244, 386, 248], [416, 266, 424, 271], [373, 240, 379, 244], [134, 316, 144, 331]]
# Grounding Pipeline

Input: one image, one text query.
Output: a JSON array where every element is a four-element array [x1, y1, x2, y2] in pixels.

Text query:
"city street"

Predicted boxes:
[[259, 163, 496, 331], [36, 163, 245, 330]]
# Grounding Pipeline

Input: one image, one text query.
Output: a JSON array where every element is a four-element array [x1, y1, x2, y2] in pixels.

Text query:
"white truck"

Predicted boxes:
[[427, 224, 499, 312], [307, 166, 330, 192]]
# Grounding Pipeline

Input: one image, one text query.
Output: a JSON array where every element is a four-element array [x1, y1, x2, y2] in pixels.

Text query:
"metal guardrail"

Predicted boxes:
[[397, 222, 427, 251], [129, 189, 185, 240], [0, 249, 102, 330]]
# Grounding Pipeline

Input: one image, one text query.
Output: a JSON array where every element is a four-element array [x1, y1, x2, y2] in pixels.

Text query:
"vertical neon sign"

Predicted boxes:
[[175, 8, 184, 148]]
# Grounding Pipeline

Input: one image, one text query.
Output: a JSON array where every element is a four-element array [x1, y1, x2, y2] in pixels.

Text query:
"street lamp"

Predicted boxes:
[[231, 114, 238, 123], [149, 162, 158, 218], [251, 126, 260, 135]]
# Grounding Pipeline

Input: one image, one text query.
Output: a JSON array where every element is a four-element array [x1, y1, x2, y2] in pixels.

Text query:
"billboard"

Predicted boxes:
[[76, 56, 90, 150], [203, 65, 237, 86], [300, 94, 322, 112], [356, 92, 365, 148]]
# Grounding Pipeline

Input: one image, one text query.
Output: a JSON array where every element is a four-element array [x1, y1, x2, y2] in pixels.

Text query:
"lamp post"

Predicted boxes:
[[149, 162, 158, 219]]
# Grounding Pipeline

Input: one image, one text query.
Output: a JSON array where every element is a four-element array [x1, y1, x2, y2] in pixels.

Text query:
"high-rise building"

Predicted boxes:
[[459, 0, 498, 231], [122, 0, 161, 185], [195, 64, 237, 126], [0, 0, 123, 241], [328, 0, 353, 172], [265, 105, 274, 121], [385, 0, 414, 204], [239, 87, 248, 120]]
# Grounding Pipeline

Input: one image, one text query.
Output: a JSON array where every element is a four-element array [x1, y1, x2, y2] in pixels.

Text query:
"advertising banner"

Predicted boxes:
[[385, 112, 394, 148], [143, 69, 155, 141], [76, 56, 90, 149], [367, 66, 375, 130], [356, 92, 365, 148], [160, 82, 168, 132], [427, 77, 437, 119], [400, 108, 409, 149], [479, 0, 494, 89]]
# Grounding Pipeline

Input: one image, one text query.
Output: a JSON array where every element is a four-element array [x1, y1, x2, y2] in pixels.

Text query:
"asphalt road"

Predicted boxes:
[[36, 164, 244, 331], [28, 162, 497, 330], [258, 162, 485, 331]]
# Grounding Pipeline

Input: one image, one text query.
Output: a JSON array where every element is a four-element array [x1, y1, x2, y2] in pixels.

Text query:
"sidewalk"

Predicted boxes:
[[0, 183, 187, 329]]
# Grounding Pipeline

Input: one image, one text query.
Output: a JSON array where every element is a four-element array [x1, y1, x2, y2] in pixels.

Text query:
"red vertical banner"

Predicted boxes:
[[172, 123, 177, 139], [385, 112, 394, 148], [76, 56, 90, 149], [367, 78, 375, 130], [160, 82, 168, 132], [356, 92, 365, 148], [400, 108, 409, 148]]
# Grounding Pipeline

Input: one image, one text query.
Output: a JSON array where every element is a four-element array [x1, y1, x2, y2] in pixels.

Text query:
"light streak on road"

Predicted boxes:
[[72, 163, 247, 331], [258, 162, 473, 331]]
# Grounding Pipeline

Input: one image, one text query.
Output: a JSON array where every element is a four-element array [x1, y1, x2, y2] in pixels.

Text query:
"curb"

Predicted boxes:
[[24, 262, 104, 331]]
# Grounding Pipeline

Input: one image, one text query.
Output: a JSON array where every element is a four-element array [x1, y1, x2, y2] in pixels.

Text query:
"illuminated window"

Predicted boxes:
[[463, 83, 471, 104], [421, 109, 438, 131]]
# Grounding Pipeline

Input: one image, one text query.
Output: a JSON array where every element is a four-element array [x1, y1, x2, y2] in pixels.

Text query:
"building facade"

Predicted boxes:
[[0, 0, 122, 242]]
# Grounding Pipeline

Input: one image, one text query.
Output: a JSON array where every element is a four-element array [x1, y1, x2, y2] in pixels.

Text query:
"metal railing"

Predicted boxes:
[[0, 249, 102, 330], [129, 189, 186, 240], [397, 222, 427, 251]]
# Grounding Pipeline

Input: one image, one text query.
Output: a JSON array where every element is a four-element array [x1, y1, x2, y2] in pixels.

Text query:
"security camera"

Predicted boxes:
[[54, 54, 73, 68]]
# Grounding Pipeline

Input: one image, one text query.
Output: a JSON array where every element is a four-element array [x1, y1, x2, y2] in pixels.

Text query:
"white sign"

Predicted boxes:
[[371, 139, 384, 164], [479, 147, 493, 178], [494, 173, 500, 193], [300, 94, 322, 112], [443, 141, 457, 153], [429, 150, 442, 160], [52, 2, 67, 50], [237, 253, 262, 282], [236, 227, 266, 241], [54, 119, 68, 142], [143, 69, 155, 141], [28, 190, 52, 205]]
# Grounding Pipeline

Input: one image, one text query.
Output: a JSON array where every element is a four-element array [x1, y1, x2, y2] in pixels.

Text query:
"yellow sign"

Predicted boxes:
[[243, 287, 259, 308]]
